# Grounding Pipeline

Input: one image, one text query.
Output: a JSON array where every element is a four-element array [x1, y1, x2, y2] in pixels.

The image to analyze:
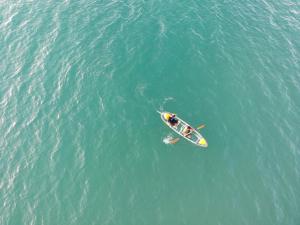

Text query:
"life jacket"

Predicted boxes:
[[164, 113, 171, 120]]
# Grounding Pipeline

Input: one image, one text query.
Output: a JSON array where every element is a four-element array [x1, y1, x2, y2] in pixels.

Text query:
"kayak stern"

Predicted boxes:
[[198, 138, 208, 148]]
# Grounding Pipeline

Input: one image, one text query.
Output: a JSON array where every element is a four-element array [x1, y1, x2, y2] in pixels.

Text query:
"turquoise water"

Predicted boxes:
[[1, 0, 300, 224]]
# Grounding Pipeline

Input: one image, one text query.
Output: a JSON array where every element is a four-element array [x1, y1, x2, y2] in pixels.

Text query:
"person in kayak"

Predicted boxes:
[[167, 114, 178, 126], [182, 125, 192, 138]]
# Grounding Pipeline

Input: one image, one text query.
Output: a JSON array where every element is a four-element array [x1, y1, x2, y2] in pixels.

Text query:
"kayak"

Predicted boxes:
[[158, 111, 208, 148]]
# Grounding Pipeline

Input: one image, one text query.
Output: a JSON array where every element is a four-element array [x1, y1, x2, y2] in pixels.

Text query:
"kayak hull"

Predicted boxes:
[[159, 111, 208, 148]]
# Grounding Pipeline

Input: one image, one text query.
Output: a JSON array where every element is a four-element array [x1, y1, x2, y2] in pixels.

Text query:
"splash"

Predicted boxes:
[[163, 134, 179, 144]]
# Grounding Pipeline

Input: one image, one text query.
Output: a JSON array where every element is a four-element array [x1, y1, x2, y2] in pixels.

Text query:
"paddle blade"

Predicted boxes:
[[169, 138, 180, 144], [163, 136, 180, 144], [197, 124, 205, 129]]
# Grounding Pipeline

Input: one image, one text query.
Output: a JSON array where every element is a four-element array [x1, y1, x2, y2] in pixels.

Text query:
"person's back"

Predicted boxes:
[[168, 114, 178, 126], [182, 125, 192, 137]]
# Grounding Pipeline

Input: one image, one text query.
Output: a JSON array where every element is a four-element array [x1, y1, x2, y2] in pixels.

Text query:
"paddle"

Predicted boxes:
[[197, 124, 205, 130], [169, 137, 180, 144]]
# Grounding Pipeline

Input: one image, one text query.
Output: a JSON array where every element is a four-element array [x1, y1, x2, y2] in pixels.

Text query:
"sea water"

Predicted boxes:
[[1, 0, 300, 224]]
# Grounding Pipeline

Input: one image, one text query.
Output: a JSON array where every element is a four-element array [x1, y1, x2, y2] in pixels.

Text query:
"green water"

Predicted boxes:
[[1, 0, 300, 224]]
